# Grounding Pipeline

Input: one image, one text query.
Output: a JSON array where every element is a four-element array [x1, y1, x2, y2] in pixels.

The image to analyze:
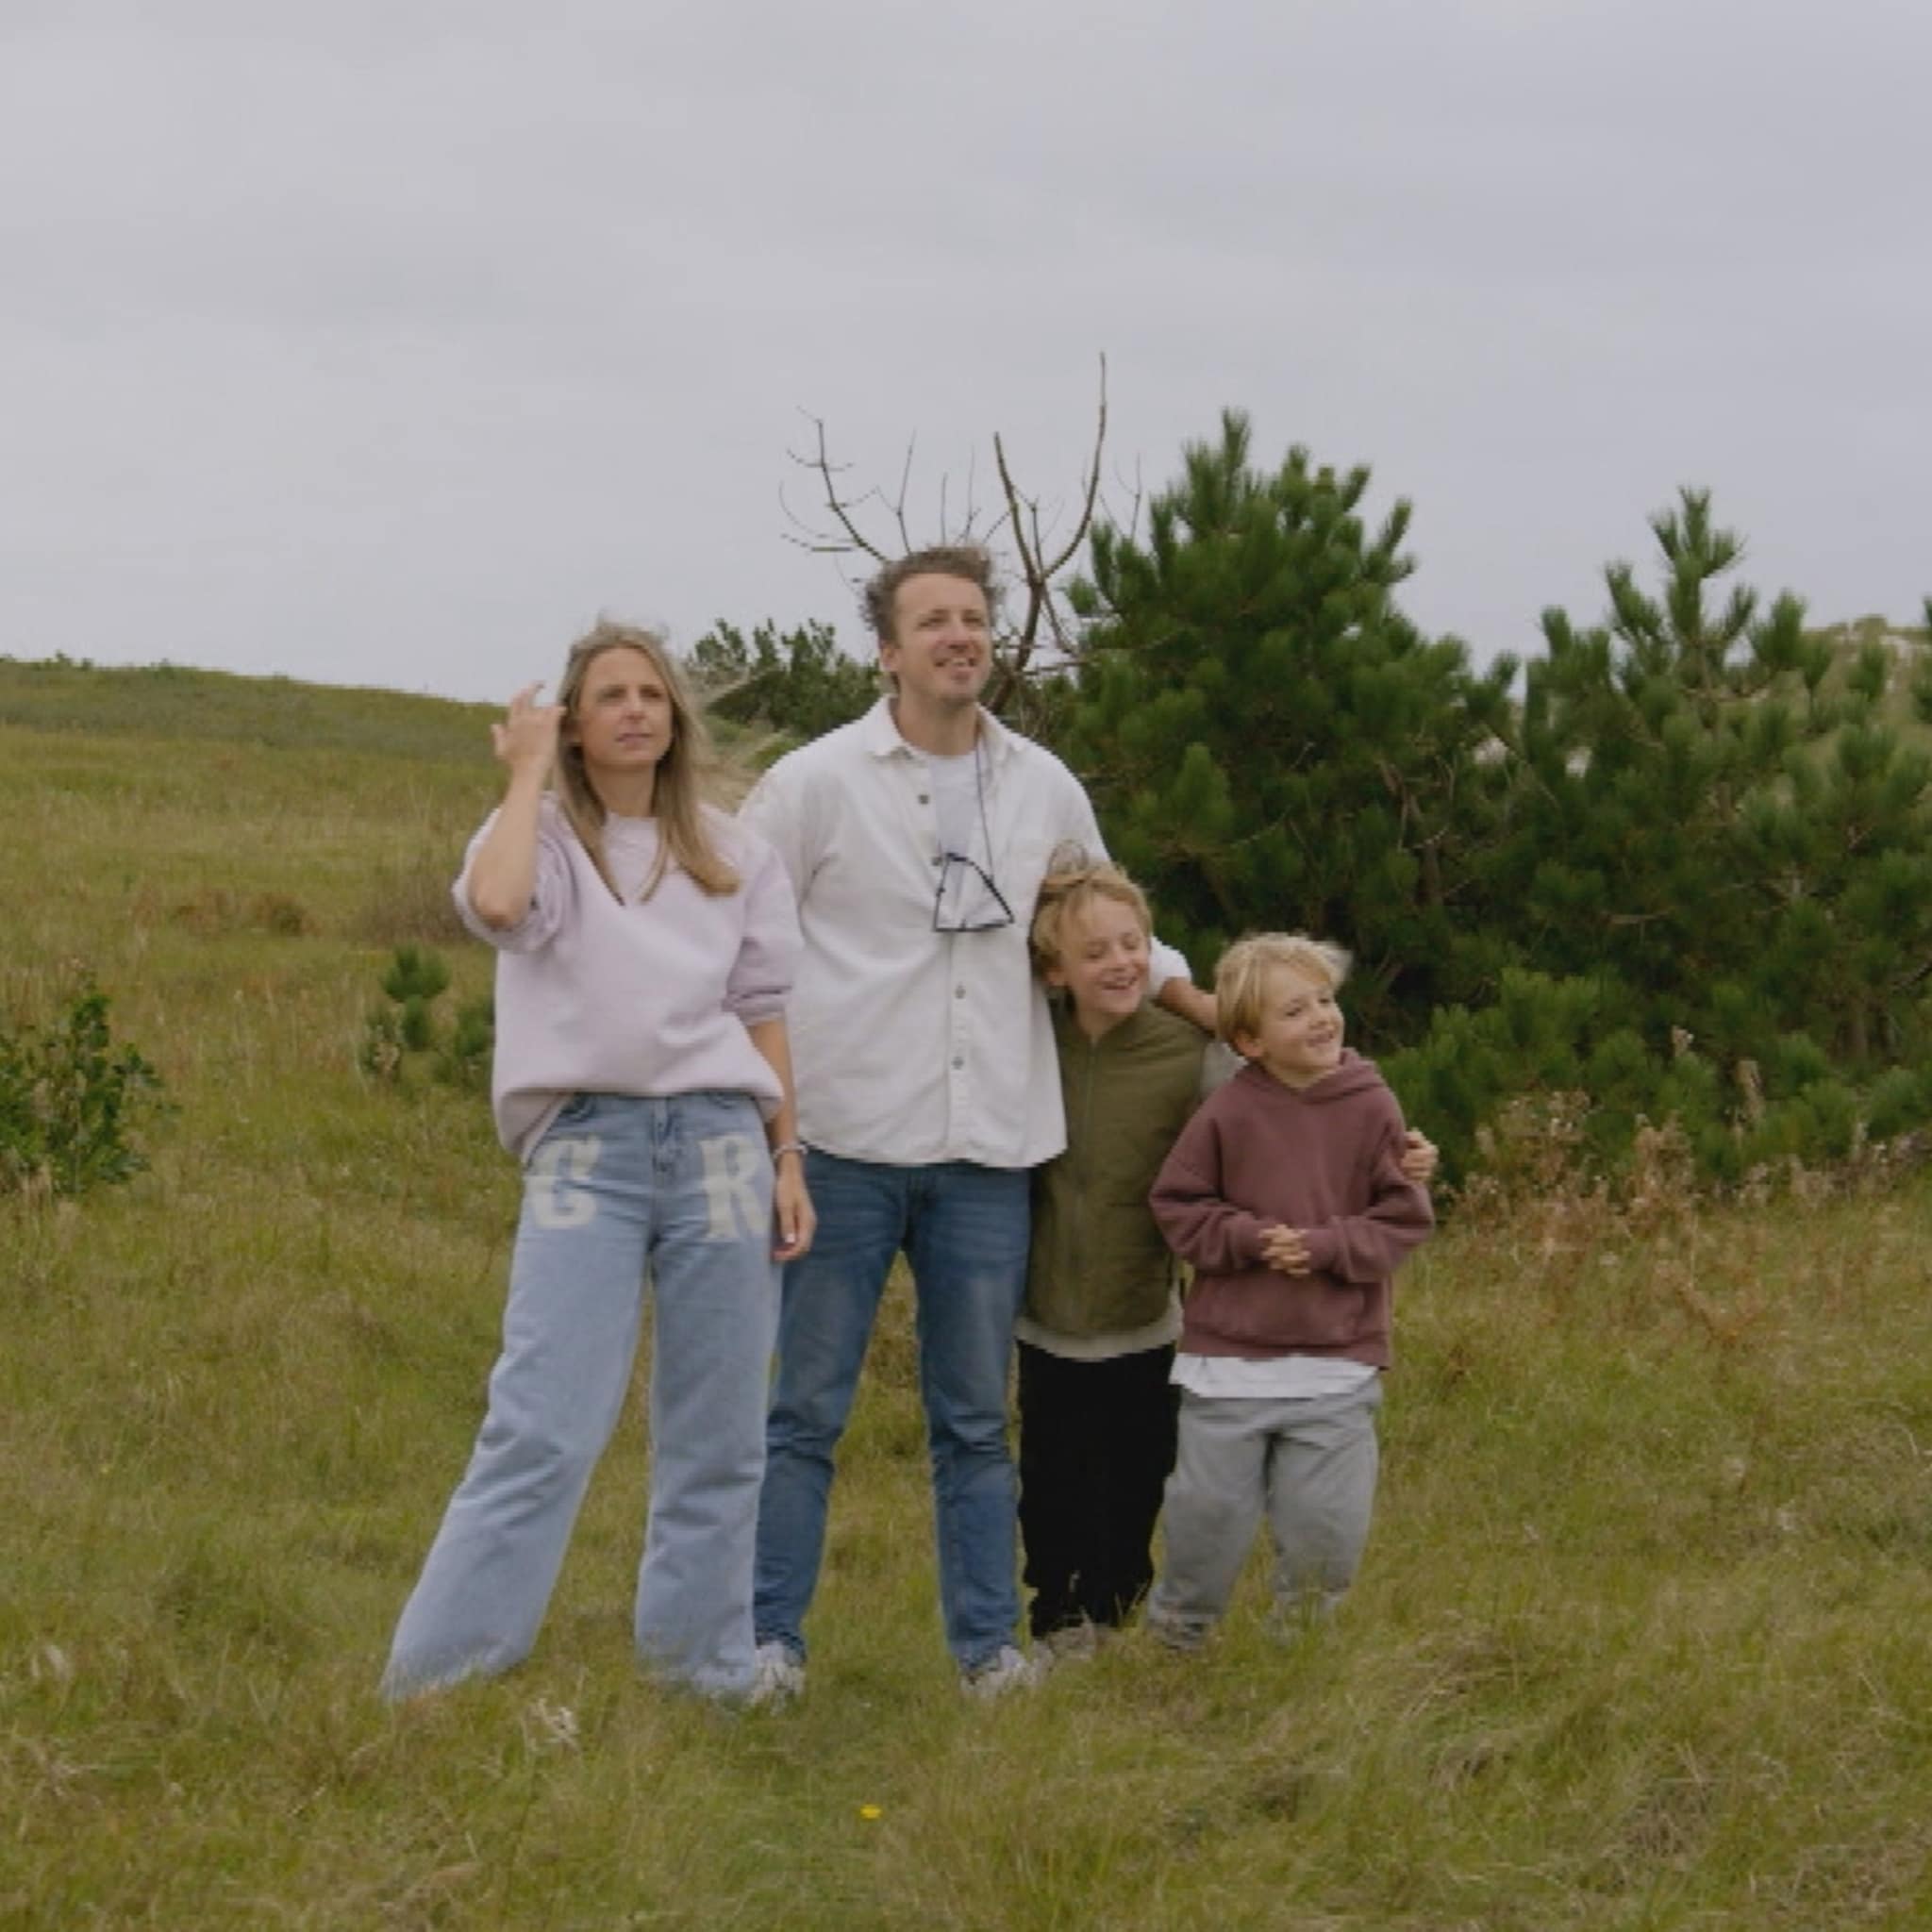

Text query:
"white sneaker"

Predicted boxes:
[[749, 1641, 806, 1707], [960, 1644, 1043, 1702]]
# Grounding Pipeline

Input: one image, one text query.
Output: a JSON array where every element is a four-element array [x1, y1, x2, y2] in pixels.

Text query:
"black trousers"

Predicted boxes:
[[1017, 1340, 1179, 1638]]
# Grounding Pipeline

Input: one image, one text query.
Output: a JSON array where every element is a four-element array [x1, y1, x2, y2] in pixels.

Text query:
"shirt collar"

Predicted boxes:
[[859, 696, 1014, 768]]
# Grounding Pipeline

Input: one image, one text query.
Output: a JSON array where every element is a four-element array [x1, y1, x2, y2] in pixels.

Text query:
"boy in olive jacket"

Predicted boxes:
[[1018, 859, 1223, 1653]]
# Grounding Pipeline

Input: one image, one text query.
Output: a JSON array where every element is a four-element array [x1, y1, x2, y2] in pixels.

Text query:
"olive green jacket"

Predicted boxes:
[[1024, 1002, 1212, 1340]]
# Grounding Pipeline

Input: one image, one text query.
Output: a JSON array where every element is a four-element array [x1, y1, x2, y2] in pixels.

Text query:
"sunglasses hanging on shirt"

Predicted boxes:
[[933, 852, 1017, 932]]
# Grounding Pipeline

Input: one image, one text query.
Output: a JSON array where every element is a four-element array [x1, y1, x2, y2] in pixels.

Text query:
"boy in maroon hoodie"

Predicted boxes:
[[1144, 934, 1432, 1649]]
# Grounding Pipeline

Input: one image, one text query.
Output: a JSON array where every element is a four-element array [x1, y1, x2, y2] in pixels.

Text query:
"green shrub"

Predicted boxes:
[[380, 944, 450, 1007], [1863, 1066, 1927, 1141], [358, 946, 491, 1091], [441, 995, 495, 1087], [1386, 968, 1932, 1197], [0, 974, 168, 1198]]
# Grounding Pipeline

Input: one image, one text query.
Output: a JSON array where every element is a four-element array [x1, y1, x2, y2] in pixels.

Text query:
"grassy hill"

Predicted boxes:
[[4, 658, 1931, 1929], [0, 655, 505, 759]]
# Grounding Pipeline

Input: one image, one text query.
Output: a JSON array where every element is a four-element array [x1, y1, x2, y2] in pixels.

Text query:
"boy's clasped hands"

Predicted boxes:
[[1258, 1224, 1312, 1275]]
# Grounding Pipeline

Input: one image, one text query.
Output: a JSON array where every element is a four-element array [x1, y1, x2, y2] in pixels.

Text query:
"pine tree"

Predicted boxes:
[[1061, 412, 1515, 1042], [1495, 491, 1823, 1022], [686, 620, 875, 741], [1489, 491, 1932, 1119]]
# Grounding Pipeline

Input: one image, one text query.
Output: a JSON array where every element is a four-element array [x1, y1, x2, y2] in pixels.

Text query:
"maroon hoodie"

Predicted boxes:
[[1150, 1050, 1432, 1367]]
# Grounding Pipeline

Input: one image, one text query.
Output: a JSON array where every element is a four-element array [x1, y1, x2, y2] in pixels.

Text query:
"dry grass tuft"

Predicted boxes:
[[352, 855, 471, 948], [162, 886, 318, 938]]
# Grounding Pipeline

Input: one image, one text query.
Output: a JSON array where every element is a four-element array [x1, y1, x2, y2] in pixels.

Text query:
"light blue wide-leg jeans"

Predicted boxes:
[[382, 1091, 777, 1702], [753, 1153, 1029, 1671]]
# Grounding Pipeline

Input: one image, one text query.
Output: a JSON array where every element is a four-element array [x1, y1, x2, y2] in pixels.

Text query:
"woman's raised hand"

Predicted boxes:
[[491, 683, 564, 782]]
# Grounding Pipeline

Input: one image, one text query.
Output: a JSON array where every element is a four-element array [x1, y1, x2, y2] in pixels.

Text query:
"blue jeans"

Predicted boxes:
[[382, 1091, 779, 1702], [754, 1154, 1030, 1671]]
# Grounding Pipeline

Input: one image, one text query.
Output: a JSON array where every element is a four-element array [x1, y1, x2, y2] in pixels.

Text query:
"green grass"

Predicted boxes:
[[5, 661, 1931, 1928]]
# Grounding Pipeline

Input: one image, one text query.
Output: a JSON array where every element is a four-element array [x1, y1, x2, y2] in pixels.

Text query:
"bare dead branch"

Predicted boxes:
[[777, 482, 877, 557], [988, 355, 1110, 681], [1107, 453, 1145, 543], [891, 437, 916, 553], [782, 412, 893, 564], [991, 431, 1041, 580], [779, 355, 1111, 713], [991, 436, 1046, 681], [945, 447, 991, 543], [1038, 353, 1108, 581], [1041, 585, 1074, 658]]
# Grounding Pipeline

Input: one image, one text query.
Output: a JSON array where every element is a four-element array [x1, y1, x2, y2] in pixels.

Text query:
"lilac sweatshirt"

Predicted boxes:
[[455, 795, 802, 1158]]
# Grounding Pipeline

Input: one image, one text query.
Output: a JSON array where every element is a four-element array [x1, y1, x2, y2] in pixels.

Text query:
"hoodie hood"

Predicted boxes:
[[1236, 1046, 1384, 1104]]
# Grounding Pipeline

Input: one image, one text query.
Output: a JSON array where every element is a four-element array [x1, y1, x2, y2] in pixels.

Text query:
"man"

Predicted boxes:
[[739, 544, 1215, 1699]]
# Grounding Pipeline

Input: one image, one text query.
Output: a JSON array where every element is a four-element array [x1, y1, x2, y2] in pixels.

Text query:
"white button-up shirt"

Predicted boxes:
[[740, 698, 1185, 1170]]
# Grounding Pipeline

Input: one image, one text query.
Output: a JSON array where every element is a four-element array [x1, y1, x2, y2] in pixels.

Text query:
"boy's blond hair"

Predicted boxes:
[[1214, 933, 1352, 1048], [1028, 848, 1152, 981]]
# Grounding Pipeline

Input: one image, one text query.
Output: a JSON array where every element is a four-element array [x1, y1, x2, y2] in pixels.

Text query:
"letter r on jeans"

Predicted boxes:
[[699, 1133, 764, 1241]]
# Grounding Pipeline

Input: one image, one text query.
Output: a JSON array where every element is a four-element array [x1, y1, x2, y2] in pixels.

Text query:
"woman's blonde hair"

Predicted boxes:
[[1214, 933, 1352, 1048], [1028, 846, 1152, 979], [554, 620, 738, 901]]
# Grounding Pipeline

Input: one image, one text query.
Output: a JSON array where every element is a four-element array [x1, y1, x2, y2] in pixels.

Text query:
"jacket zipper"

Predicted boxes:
[[1074, 1033, 1097, 1314]]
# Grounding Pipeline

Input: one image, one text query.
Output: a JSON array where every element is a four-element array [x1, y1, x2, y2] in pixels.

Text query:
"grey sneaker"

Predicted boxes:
[[960, 1643, 1043, 1701], [1143, 1607, 1208, 1654], [1041, 1620, 1101, 1664], [749, 1641, 806, 1707]]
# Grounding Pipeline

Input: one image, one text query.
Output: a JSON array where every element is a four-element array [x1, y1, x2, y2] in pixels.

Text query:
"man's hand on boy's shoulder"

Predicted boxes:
[[1259, 1224, 1312, 1276], [1156, 977, 1219, 1036], [1400, 1130, 1439, 1188]]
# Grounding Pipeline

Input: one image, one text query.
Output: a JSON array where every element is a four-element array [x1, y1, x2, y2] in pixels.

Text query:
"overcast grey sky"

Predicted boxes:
[[3, 1, 1925, 701]]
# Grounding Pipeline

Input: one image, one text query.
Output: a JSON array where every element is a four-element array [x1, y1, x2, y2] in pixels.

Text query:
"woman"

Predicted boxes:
[[382, 619, 812, 1704]]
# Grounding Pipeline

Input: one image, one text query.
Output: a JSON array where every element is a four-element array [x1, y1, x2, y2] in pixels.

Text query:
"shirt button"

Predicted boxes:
[[918, 792, 930, 804], [955, 985, 966, 999], [952, 1056, 964, 1070]]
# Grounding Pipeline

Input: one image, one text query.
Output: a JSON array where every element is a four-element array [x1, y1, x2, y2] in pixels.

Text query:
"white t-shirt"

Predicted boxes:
[[1171, 1354, 1377, 1399], [924, 748, 982, 863]]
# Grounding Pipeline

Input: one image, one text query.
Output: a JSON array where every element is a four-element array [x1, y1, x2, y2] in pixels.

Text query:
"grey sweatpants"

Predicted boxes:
[[1146, 1377, 1383, 1646]]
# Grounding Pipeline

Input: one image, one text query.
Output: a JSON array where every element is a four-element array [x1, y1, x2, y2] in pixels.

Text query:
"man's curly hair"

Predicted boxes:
[[860, 545, 1002, 642]]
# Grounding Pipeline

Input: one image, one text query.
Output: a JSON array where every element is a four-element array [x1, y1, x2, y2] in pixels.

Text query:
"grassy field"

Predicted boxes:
[[4, 659, 1931, 1929]]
